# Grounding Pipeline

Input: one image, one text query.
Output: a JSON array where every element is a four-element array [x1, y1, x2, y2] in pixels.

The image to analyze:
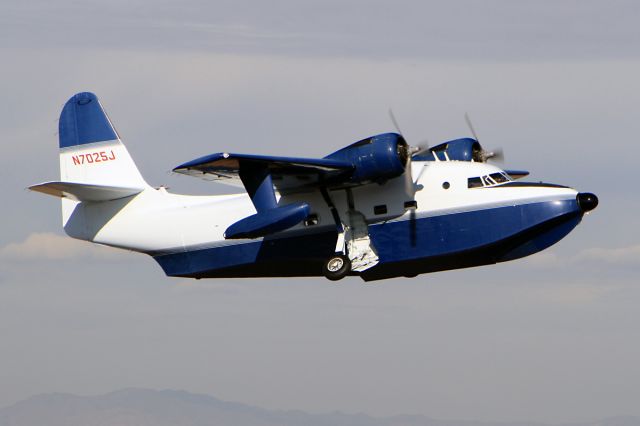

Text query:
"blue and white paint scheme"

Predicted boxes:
[[30, 92, 598, 281]]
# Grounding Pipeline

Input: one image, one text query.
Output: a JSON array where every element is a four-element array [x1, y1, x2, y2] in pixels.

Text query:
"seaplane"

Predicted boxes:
[[30, 92, 598, 281]]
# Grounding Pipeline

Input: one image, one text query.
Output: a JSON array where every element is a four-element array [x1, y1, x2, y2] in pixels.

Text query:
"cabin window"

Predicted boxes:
[[468, 177, 483, 188], [374, 204, 388, 215]]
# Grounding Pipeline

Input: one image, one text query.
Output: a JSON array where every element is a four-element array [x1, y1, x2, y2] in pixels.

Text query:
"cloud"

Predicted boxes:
[[524, 244, 640, 269], [3, 0, 640, 61], [573, 245, 640, 266], [533, 283, 611, 306], [522, 251, 564, 268], [0, 232, 128, 261]]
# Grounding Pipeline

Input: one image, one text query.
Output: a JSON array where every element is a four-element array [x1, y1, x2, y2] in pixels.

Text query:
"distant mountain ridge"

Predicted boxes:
[[0, 388, 638, 426]]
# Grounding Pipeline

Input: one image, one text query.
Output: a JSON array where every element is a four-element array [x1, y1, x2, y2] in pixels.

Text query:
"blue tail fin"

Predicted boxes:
[[55, 92, 148, 226], [57, 92, 147, 188], [59, 92, 119, 148]]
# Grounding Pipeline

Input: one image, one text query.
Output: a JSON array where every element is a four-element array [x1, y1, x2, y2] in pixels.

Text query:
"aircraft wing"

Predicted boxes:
[[173, 152, 354, 192], [172, 135, 409, 239]]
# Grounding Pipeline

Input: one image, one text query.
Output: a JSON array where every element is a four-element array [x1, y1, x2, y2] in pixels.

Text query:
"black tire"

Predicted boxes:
[[323, 254, 351, 281]]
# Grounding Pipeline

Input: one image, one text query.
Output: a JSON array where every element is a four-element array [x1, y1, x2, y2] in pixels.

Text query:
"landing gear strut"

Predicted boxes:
[[322, 254, 351, 281]]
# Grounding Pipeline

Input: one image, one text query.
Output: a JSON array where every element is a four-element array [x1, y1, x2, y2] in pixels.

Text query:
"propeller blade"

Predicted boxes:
[[464, 112, 480, 142], [388, 108, 404, 136], [410, 208, 417, 247], [412, 162, 428, 184], [483, 147, 504, 163], [389, 108, 430, 155], [410, 140, 430, 156], [465, 113, 505, 163]]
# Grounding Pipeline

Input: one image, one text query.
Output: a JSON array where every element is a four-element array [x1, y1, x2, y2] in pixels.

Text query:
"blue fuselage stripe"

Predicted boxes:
[[153, 199, 581, 278]]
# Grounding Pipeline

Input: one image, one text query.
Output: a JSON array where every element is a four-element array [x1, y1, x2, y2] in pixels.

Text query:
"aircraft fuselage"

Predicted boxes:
[[63, 161, 591, 281]]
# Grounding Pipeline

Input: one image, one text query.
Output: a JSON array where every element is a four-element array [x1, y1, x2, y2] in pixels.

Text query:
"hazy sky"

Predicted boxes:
[[1, 0, 639, 423]]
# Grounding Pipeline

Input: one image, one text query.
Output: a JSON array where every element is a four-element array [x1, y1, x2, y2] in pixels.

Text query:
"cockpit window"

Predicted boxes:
[[469, 172, 512, 189], [490, 172, 509, 184], [468, 177, 483, 188]]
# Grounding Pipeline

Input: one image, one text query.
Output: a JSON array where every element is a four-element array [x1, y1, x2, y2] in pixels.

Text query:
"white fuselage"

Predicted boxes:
[[64, 160, 577, 256]]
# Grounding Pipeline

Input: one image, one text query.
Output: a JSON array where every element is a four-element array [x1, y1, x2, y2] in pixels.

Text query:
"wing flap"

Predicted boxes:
[[29, 181, 144, 202]]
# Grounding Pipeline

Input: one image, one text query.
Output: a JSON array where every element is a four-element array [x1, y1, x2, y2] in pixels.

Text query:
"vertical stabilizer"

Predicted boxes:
[[59, 92, 148, 187], [58, 92, 149, 225]]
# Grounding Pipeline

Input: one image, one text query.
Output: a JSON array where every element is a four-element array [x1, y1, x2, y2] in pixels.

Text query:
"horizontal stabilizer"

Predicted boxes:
[[29, 181, 144, 202]]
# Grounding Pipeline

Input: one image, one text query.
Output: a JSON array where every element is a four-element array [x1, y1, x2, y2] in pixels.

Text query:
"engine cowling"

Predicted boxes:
[[325, 133, 409, 184], [414, 138, 483, 162]]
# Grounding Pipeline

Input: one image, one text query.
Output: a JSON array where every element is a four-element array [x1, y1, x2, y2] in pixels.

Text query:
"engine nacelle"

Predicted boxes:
[[325, 133, 409, 184], [414, 138, 483, 162]]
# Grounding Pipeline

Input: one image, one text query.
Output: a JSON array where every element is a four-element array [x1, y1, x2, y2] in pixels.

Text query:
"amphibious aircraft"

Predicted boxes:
[[30, 92, 598, 281]]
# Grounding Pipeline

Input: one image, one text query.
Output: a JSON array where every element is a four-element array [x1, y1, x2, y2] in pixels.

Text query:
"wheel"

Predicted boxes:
[[323, 254, 351, 281]]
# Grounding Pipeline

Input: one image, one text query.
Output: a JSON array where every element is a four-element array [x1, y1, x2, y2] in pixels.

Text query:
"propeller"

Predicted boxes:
[[464, 112, 505, 163], [388, 109, 430, 187], [388, 109, 430, 156], [464, 112, 480, 142], [388, 108, 404, 136]]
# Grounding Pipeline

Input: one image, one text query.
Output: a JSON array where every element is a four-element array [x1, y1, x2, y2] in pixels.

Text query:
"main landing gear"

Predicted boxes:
[[319, 187, 379, 281], [322, 254, 351, 281]]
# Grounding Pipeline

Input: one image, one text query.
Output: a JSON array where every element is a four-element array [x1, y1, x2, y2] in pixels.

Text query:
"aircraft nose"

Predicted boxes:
[[577, 192, 598, 212]]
